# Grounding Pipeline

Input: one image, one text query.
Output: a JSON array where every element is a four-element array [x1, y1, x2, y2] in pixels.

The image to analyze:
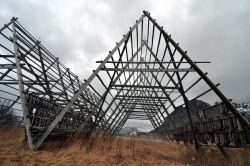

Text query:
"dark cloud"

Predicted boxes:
[[0, 0, 249, 131]]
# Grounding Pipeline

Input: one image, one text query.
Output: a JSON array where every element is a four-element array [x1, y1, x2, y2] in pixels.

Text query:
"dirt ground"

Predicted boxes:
[[0, 127, 249, 166]]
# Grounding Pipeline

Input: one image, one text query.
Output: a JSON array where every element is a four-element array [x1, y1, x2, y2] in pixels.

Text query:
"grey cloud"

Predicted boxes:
[[180, 0, 250, 103]]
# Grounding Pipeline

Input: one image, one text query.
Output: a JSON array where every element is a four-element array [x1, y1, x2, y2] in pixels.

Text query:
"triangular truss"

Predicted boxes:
[[0, 11, 249, 151]]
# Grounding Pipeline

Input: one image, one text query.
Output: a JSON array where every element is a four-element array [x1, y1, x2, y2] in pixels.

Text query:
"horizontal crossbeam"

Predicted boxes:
[[96, 61, 211, 64], [116, 95, 169, 99], [101, 68, 195, 72], [113, 85, 176, 89]]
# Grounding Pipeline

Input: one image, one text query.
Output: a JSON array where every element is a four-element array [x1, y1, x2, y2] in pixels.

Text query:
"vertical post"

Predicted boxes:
[[57, 61, 69, 100], [144, 42, 200, 149], [165, 40, 200, 150], [38, 43, 53, 100], [12, 18, 35, 149]]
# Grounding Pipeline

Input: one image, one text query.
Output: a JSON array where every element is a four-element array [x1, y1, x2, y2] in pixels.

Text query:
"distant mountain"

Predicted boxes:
[[120, 127, 140, 135], [232, 102, 250, 122], [233, 102, 250, 112]]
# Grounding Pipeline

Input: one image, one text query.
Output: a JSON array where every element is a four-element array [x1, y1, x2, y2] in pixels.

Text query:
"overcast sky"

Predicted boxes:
[[0, 0, 250, 131]]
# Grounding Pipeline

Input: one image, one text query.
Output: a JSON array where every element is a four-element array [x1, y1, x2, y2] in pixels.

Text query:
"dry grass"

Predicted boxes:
[[0, 126, 249, 166]]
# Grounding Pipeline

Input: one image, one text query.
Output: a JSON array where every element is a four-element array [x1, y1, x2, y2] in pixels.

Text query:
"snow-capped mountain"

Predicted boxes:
[[233, 102, 250, 113], [232, 102, 250, 122], [120, 127, 140, 135]]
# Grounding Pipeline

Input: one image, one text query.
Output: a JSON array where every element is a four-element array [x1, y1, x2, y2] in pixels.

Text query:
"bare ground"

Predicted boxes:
[[0, 127, 249, 166]]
